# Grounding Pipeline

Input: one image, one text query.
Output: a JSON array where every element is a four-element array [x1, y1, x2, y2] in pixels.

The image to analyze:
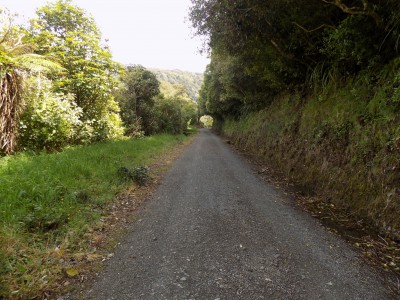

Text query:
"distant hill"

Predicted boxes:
[[150, 69, 203, 101]]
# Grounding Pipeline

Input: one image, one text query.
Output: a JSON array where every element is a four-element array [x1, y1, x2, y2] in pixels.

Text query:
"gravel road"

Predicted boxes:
[[84, 128, 391, 299]]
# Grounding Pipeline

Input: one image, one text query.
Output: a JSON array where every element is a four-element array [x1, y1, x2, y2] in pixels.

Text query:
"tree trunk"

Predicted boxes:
[[0, 72, 21, 155]]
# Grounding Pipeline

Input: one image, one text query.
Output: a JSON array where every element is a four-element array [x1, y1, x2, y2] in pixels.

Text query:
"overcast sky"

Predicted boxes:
[[1, 0, 209, 73]]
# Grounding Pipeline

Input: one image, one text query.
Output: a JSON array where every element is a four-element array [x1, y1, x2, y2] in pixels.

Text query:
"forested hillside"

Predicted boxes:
[[190, 0, 400, 239], [150, 68, 203, 101]]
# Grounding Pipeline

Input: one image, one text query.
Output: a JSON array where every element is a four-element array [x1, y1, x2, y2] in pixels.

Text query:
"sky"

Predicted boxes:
[[1, 0, 210, 73]]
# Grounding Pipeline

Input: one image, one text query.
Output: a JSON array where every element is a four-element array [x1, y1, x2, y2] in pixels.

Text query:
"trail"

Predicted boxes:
[[84, 129, 390, 299]]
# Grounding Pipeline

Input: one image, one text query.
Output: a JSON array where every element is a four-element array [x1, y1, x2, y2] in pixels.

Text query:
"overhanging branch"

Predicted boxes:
[[292, 22, 336, 33], [322, 0, 383, 27]]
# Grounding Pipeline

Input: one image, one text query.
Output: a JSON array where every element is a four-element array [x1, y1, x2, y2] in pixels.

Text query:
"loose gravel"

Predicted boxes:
[[83, 129, 391, 299]]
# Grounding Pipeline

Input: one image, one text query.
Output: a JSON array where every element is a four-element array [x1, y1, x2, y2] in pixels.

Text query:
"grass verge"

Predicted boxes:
[[0, 133, 190, 299]]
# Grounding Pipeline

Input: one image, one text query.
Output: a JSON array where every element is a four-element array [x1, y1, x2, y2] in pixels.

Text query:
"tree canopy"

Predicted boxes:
[[29, 0, 123, 122], [116, 65, 198, 136], [116, 65, 160, 135], [190, 0, 400, 119], [0, 0, 196, 155], [150, 68, 203, 101]]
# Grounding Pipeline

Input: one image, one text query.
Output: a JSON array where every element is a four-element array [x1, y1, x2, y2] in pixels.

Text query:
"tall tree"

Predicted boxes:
[[116, 65, 160, 135], [28, 0, 123, 138]]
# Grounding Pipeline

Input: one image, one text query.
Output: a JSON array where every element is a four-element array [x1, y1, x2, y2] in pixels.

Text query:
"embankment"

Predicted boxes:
[[222, 79, 400, 239]]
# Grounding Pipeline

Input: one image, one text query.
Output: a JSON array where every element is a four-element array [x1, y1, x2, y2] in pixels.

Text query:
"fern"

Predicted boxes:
[[16, 54, 64, 74], [0, 9, 63, 154]]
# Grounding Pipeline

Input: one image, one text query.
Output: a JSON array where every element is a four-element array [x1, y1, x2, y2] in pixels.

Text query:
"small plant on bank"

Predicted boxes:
[[118, 166, 150, 186]]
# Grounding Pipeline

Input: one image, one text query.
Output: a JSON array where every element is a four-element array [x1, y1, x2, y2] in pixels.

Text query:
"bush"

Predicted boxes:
[[154, 96, 183, 134], [18, 78, 83, 151], [18, 78, 125, 151], [153, 93, 198, 134], [82, 111, 125, 143], [321, 15, 382, 72]]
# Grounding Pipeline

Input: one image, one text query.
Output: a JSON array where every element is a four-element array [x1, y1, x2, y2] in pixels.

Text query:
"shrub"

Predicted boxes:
[[117, 166, 150, 186], [18, 78, 82, 151]]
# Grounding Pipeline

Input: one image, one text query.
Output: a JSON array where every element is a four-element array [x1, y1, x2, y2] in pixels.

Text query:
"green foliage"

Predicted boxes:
[[0, 133, 188, 298], [156, 83, 198, 133], [150, 68, 203, 101], [321, 16, 382, 71], [153, 95, 184, 134], [18, 77, 83, 151], [190, 0, 400, 118], [199, 115, 213, 128], [0, 8, 63, 155], [117, 65, 198, 135], [117, 166, 149, 186], [116, 65, 160, 135], [28, 0, 124, 138], [0, 1, 127, 155]]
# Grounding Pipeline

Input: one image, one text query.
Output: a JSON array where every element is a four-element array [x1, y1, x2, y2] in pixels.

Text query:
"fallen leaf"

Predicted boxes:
[[66, 269, 79, 277]]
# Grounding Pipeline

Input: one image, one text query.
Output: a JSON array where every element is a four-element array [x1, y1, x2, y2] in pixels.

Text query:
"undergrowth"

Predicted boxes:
[[0, 134, 187, 299], [223, 69, 400, 239]]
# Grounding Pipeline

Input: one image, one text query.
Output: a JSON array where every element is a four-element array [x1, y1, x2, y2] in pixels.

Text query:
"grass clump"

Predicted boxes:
[[118, 166, 150, 186], [0, 134, 187, 299]]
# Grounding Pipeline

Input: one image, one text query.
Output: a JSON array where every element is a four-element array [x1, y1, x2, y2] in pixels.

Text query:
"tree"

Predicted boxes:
[[154, 85, 198, 134], [28, 0, 123, 139], [190, 0, 400, 120], [116, 65, 160, 135], [167, 84, 198, 127], [0, 8, 62, 154]]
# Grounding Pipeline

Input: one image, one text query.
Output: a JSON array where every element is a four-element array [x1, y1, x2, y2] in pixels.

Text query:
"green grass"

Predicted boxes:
[[186, 125, 198, 134], [0, 134, 188, 298]]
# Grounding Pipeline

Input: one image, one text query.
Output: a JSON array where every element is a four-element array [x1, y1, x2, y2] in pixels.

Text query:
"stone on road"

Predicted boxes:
[[85, 129, 390, 299]]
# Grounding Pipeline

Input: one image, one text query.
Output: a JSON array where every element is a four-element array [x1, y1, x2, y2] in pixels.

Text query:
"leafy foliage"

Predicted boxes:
[[116, 65, 160, 135], [0, 8, 62, 154], [18, 77, 83, 151], [190, 0, 400, 118], [117, 65, 198, 135], [28, 0, 124, 138], [150, 68, 203, 101], [154, 95, 197, 134], [199, 115, 213, 128], [117, 166, 150, 186]]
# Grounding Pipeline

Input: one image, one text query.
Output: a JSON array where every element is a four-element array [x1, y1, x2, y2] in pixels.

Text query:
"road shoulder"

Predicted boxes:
[[222, 133, 400, 297]]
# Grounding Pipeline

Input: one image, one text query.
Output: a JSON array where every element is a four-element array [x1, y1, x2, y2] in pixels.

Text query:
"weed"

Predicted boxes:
[[22, 205, 68, 233], [117, 166, 150, 186]]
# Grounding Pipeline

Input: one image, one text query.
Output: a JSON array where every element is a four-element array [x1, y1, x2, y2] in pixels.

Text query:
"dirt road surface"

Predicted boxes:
[[83, 129, 391, 299]]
